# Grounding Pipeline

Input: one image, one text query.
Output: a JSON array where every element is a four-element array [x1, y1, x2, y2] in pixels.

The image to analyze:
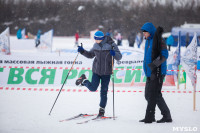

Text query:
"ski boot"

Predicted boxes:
[[97, 107, 105, 117], [75, 74, 86, 86]]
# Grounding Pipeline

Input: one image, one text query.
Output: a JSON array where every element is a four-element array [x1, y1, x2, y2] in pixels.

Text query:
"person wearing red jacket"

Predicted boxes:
[[74, 30, 79, 47]]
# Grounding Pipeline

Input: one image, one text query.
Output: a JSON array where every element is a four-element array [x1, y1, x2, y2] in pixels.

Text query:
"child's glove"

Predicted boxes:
[[77, 46, 84, 54], [110, 50, 115, 56]]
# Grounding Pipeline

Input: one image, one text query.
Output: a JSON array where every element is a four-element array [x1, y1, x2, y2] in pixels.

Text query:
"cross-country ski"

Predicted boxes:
[[77, 116, 117, 124], [59, 114, 97, 122]]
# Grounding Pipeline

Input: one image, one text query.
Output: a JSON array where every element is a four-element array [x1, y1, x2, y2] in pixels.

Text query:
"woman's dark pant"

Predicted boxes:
[[83, 73, 111, 108]]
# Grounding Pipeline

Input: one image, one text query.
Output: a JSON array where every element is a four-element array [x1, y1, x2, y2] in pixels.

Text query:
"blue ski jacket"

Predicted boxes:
[[141, 22, 168, 77]]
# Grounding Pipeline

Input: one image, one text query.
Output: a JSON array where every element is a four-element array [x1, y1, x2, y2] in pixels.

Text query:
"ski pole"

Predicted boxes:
[[49, 43, 82, 115], [111, 46, 115, 120]]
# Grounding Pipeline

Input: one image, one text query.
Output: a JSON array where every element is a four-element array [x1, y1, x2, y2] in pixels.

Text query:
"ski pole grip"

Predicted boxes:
[[81, 43, 83, 47]]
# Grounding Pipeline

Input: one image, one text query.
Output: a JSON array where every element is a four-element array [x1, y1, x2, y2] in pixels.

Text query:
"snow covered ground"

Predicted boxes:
[[0, 36, 200, 133], [0, 86, 199, 133]]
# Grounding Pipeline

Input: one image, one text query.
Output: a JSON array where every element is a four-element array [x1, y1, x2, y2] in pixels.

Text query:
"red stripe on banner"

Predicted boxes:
[[1, 66, 193, 72], [0, 87, 200, 93]]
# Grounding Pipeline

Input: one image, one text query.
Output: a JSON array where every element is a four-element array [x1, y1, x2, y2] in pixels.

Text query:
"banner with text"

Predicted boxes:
[[0, 50, 175, 87]]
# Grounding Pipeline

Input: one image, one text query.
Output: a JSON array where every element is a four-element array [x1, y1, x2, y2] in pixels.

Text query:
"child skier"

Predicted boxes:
[[75, 31, 122, 117]]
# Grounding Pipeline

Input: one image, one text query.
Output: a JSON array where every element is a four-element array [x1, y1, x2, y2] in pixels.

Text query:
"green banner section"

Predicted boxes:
[[0, 68, 4, 72], [5, 67, 146, 85]]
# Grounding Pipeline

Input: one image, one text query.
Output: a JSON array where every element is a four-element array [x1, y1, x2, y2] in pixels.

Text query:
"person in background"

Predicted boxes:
[[139, 22, 172, 124], [128, 31, 135, 47], [16, 29, 22, 39], [75, 31, 122, 117], [74, 30, 79, 47], [115, 32, 122, 46], [106, 28, 113, 39], [35, 30, 41, 47], [166, 35, 174, 51]]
